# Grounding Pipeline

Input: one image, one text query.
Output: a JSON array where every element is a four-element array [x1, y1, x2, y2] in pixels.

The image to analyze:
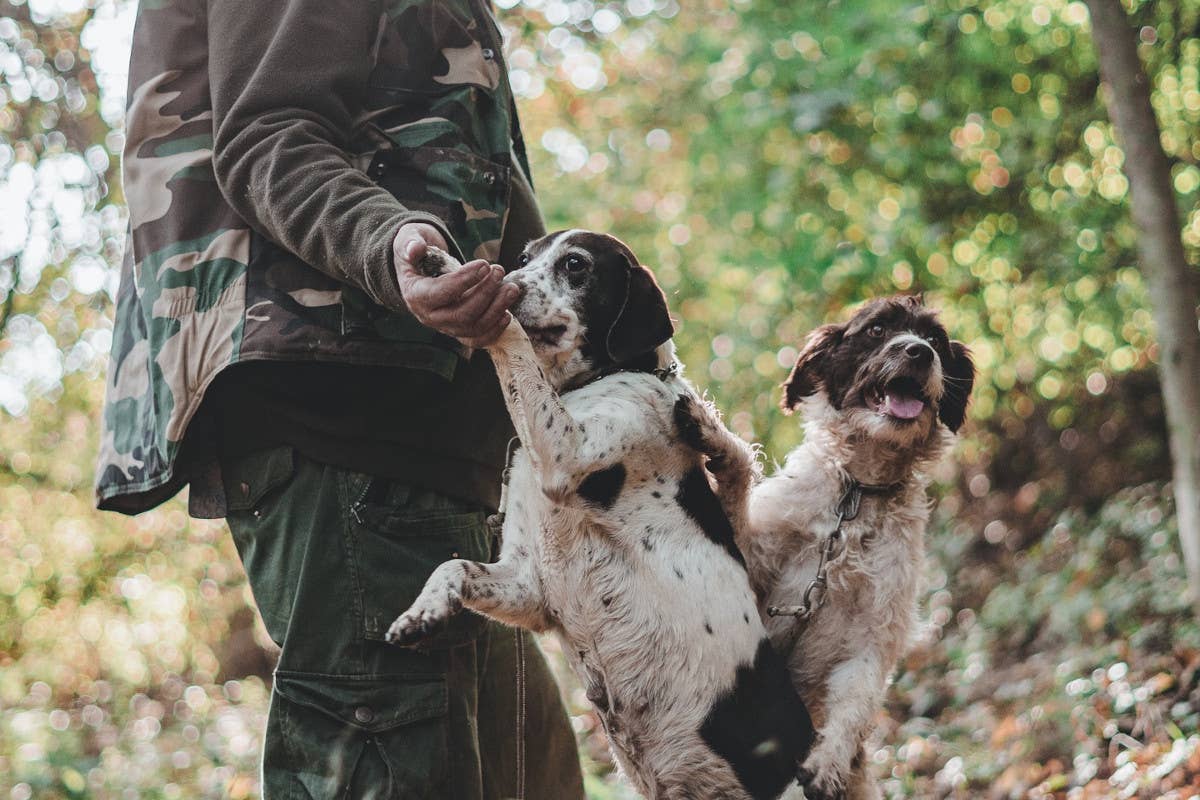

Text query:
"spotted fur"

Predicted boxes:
[[389, 232, 815, 799]]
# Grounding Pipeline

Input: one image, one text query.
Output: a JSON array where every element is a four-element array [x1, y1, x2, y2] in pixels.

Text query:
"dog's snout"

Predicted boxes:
[[502, 273, 528, 298], [905, 341, 933, 365]]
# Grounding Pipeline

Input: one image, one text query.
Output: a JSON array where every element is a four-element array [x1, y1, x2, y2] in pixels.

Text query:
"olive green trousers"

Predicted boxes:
[[222, 446, 585, 799]]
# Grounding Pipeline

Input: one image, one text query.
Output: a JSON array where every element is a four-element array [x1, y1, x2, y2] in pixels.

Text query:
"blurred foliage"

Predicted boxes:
[[2, 0, 1199, 797]]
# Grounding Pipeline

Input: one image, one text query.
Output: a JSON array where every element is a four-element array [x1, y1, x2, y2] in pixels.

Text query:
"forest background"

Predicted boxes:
[[2, 0, 1199, 797]]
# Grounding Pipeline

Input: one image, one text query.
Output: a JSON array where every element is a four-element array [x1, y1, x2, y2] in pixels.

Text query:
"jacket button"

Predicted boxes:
[[355, 706, 374, 724], [483, 172, 496, 186], [482, 47, 495, 60]]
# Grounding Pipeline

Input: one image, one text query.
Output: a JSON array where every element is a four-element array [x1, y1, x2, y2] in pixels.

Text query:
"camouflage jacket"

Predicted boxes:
[[96, 0, 532, 515]]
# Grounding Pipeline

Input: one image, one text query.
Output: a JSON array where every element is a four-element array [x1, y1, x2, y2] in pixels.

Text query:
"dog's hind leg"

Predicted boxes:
[[843, 744, 882, 800], [672, 394, 759, 533], [386, 553, 550, 646]]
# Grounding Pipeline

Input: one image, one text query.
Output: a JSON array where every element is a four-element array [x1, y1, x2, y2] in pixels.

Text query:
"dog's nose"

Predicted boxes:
[[501, 273, 527, 298], [905, 342, 933, 365]]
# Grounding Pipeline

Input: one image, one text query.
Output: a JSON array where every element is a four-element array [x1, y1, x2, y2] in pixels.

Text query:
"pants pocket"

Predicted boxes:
[[270, 672, 449, 800], [347, 479, 494, 648]]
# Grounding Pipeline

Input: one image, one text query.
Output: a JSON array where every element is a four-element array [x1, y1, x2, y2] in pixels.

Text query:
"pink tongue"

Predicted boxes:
[[884, 393, 925, 419]]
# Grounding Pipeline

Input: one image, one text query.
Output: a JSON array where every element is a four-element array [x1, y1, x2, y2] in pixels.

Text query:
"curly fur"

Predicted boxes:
[[742, 297, 975, 799]]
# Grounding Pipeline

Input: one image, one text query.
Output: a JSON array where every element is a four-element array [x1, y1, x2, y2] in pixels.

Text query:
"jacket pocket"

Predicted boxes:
[[348, 479, 494, 648], [338, 145, 511, 345], [367, 145, 511, 263], [273, 672, 449, 799]]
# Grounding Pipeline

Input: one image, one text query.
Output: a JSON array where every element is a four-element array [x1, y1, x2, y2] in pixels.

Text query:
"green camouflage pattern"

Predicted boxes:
[[97, 0, 531, 515]]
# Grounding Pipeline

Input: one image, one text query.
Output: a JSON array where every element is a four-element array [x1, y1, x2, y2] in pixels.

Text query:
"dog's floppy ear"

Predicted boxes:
[[937, 340, 975, 432], [781, 324, 841, 413], [606, 263, 674, 363]]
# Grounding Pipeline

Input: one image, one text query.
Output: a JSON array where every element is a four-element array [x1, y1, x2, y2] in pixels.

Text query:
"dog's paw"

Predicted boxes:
[[417, 245, 462, 278], [385, 593, 463, 647], [673, 394, 736, 468], [673, 394, 718, 451], [797, 758, 847, 800]]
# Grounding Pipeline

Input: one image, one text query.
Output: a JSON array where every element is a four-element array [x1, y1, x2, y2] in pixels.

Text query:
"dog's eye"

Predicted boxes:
[[867, 325, 885, 338], [564, 255, 587, 272], [518, 253, 530, 267]]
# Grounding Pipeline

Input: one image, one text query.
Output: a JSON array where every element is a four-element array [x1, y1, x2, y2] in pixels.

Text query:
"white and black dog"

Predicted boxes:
[[705, 296, 974, 800], [387, 231, 815, 799]]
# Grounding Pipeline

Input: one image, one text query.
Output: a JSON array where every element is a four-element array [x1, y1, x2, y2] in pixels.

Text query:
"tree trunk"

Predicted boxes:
[[1085, 0, 1200, 614]]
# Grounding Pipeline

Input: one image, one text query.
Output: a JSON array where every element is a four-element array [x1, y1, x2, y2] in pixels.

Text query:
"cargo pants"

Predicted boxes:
[[221, 446, 585, 799]]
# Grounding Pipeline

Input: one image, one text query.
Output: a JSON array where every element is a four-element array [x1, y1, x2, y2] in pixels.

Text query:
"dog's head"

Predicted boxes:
[[781, 296, 975, 444], [505, 230, 674, 385]]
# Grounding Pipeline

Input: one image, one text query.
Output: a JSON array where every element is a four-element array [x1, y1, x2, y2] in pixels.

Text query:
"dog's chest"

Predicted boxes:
[[502, 380, 767, 724], [762, 485, 925, 665]]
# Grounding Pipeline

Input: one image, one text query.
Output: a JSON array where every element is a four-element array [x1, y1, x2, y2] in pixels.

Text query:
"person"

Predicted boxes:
[[95, 1, 586, 797]]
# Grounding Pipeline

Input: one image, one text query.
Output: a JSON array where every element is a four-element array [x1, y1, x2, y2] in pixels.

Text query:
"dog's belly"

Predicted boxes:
[[538, 520, 808, 799]]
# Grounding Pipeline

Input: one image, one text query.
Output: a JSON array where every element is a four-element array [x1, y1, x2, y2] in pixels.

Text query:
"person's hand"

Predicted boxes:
[[393, 222, 519, 347]]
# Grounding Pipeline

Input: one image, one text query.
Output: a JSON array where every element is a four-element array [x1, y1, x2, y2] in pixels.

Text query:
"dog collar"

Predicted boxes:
[[766, 475, 905, 621], [563, 358, 680, 393]]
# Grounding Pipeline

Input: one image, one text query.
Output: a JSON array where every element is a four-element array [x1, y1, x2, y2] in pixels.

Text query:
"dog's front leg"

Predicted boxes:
[[386, 551, 550, 646], [486, 323, 602, 505], [672, 394, 759, 533], [797, 652, 887, 800], [420, 249, 601, 503]]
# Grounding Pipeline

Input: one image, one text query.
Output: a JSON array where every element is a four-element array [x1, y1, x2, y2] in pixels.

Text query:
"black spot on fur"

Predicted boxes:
[[704, 621, 713, 635], [675, 467, 745, 567], [674, 566, 684, 580], [651, 491, 662, 499], [641, 537, 653, 551], [743, 613, 751, 624], [587, 682, 610, 712], [578, 463, 626, 509], [602, 596, 613, 606], [700, 639, 816, 800], [673, 395, 708, 451]]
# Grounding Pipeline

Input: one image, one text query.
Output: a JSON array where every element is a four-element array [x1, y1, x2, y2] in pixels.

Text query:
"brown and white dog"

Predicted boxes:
[[762, 297, 973, 799], [692, 296, 975, 800], [388, 231, 815, 800]]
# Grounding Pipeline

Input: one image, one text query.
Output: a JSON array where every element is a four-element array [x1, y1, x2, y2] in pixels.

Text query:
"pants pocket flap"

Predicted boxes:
[[274, 672, 447, 733], [223, 446, 295, 513]]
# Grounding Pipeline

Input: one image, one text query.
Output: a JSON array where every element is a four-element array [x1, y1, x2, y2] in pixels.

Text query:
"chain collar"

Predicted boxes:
[[766, 476, 904, 621]]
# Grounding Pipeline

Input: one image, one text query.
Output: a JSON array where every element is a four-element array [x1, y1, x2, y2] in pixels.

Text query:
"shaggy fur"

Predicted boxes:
[[698, 297, 975, 800], [389, 231, 815, 800]]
